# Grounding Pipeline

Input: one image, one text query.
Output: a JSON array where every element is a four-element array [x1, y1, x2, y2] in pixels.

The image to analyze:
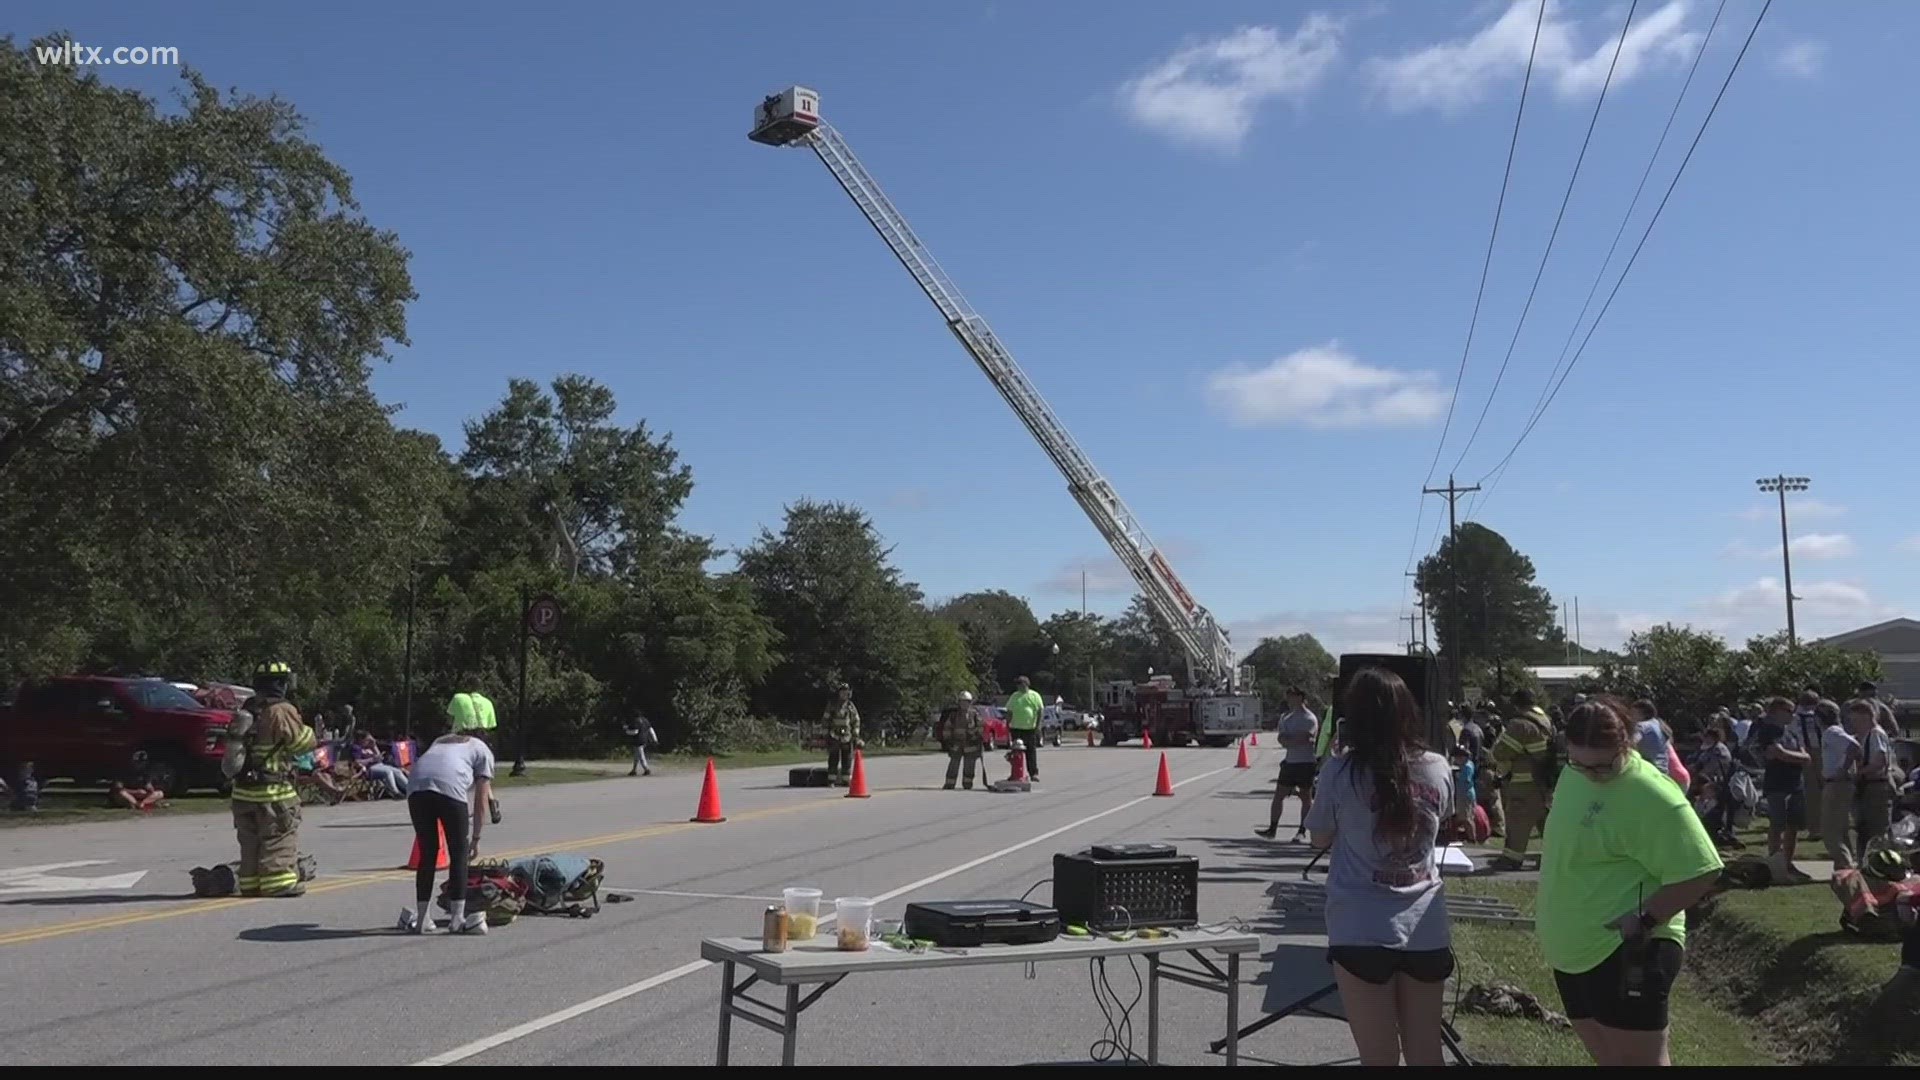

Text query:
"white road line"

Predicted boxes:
[[412, 762, 1234, 1066], [604, 888, 781, 903]]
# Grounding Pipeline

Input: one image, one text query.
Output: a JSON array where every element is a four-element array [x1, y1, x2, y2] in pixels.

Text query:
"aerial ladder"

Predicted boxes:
[[748, 87, 1254, 700]]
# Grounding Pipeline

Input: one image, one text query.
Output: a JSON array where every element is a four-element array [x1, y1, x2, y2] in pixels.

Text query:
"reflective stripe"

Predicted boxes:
[[256, 871, 300, 893], [231, 785, 298, 804]]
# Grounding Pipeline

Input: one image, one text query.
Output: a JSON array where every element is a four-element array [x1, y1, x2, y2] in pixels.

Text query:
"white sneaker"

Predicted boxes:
[[453, 911, 489, 935], [398, 909, 440, 934]]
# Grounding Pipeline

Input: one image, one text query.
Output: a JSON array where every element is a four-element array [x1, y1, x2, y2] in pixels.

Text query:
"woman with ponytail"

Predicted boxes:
[[1302, 666, 1456, 1066]]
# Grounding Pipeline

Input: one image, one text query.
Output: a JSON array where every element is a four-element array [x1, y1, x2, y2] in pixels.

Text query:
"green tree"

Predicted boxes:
[[935, 590, 1043, 698], [1242, 633, 1338, 710], [737, 500, 932, 726], [1037, 611, 1114, 709], [458, 375, 693, 580], [0, 36, 413, 477], [1415, 523, 1564, 665], [1589, 624, 1742, 728], [1106, 595, 1189, 685], [1733, 632, 1881, 707]]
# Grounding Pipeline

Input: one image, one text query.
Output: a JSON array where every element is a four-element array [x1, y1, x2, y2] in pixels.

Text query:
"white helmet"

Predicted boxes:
[[959, 690, 974, 703]]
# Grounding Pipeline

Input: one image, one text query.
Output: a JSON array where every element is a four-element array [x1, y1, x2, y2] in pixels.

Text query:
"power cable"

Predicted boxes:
[[1471, 0, 1772, 497], [1467, 0, 1732, 521], [1401, 0, 1548, 615], [1449, 0, 1641, 476]]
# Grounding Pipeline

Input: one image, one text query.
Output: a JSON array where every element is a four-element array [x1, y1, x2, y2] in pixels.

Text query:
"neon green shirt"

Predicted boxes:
[[448, 691, 497, 731], [1006, 689, 1044, 731], [1536, 751, 1724, 974]]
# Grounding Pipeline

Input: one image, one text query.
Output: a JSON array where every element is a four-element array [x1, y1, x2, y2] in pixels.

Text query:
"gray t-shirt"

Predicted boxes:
[[407, 735, 495, 802], [1303, 750, 1454, 951], [1279, 708, 1320, 765]]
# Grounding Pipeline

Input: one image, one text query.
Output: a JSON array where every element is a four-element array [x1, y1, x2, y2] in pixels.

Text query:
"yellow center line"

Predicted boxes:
[[0, 791, 897, 948]]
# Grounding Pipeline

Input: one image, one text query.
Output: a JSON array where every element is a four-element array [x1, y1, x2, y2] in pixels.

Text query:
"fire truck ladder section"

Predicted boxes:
[[754, 94, 1244, 692]]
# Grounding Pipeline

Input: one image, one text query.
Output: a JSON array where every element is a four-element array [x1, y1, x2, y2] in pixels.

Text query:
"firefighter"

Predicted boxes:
[[824, 684, 861, 787], [939, 691, 985, 790], [1490, 689, 1554, 871], [222, 660, 316, 897]]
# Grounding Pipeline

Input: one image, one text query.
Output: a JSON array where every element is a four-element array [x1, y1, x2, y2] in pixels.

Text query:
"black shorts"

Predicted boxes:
[[1277, 762, 1318, 790], [1327, 945, 1456, 985], [1553, 939, 1684, 1032]]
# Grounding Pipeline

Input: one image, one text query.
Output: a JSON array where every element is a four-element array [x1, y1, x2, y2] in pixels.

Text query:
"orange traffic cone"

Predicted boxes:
[[404, 822, 450, 870], [1152, 753, 1175, 797], [1142, 729, 1153, 750], [1249, 732, 1258, 747], [691, 757, 727, 823], [1235, 738, 1251, 769], [845, 749, 871, 799]]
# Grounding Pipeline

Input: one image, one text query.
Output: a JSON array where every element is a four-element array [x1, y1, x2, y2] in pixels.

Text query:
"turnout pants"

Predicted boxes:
[[944, 749, 982, 789], [1500, 784, 1546, 864], [233, 799, 303, 896], [826, 740, 854, 783]]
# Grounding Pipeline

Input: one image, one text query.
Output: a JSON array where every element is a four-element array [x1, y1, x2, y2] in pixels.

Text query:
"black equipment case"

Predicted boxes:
[[903, 900, 1062, 947], [1054, 848, 1200, 931]]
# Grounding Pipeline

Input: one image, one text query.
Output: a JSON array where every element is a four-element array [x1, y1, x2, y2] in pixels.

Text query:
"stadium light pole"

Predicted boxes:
[[1755, 475, 1810, 648]]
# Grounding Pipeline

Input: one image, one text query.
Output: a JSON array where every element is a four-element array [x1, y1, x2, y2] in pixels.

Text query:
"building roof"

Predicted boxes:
[[1527, 666, 1600, 681], [1814, 617, 1920, 648]]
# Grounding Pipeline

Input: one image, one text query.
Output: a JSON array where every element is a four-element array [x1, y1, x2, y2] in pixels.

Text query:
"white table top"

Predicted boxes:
[[701, 926, 1262, 984]]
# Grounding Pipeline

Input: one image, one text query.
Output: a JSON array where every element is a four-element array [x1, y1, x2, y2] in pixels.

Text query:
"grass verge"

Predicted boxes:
[[1445, 878, 1775, 1067], [1688, 882, 1918, 1065]]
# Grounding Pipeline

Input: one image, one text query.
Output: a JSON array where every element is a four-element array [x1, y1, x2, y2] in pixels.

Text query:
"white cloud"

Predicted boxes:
[[1772, 37, 1825, 78], [1119, 18, 1342, 149], [1366, 0, 1703, 113], [1038, 538, 1201, 599], [1228, 608, 1407, 659], [1735, 498, 1845, 522], [1205, 344, 1450, 429], [1723, 532, 1857, 561], [1901, 535, 1920, 554], [1692, 576, 1897, 643]]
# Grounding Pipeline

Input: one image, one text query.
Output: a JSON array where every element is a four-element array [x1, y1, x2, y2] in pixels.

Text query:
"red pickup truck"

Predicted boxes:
[[0, 676, 236, 796]]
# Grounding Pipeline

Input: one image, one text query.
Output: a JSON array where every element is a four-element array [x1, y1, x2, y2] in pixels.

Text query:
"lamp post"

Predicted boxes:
[[1754, 475, 1810, 648]]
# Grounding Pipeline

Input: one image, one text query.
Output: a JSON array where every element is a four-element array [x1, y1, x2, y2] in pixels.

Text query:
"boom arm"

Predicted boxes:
[[754, 95, 1241, 690]]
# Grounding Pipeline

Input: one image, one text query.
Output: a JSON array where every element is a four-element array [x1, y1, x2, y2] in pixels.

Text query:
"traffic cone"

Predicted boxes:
[[845, 750, 871, 799], [1142, 729, 1153, 750], [1249, 732, 1258, 747], [403, 823, 450, 870], [1152, 753, 1175, 797], [1235, 738, 1251, 769], [691, 757, 727, 823]]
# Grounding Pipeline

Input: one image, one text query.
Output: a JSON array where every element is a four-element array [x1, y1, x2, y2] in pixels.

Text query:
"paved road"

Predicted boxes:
[[0, 743, 1372, 1067]]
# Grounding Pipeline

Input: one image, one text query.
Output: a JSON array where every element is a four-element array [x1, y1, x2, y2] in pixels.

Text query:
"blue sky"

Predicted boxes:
[[16, 1, 1917, 655]]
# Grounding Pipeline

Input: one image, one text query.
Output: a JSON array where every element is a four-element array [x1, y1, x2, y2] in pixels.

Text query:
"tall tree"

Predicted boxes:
[[1415, 523, 1563, 665], [1106, 595, 1189, 686], [1242, 633, 1337, 709], [935, 590, 1042, 696], [0, 36, 413, 476], [1037, 611, 1113, 709], [458, 375, 693, 580], [737, 500, 934, 725]]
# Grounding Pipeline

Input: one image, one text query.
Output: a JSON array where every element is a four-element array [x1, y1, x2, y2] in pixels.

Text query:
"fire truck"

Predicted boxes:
[[749, 88, 1259, 746]]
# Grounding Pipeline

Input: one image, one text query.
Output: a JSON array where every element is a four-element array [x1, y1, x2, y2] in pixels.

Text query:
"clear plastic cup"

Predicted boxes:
[[783, 888, 822, 941], [835, 896, 875, 952]]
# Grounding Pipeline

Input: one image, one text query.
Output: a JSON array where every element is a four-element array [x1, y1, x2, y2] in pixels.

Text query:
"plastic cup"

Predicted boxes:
[[783, 888, 822, 941], [835, 896, 875, 952]]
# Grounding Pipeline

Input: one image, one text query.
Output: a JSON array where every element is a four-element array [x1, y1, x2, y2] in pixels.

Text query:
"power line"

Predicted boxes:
[[1400, 0, 1547, 612], [1467, 0, 1732, 521], [1449, 0, 1641, 477], [1471, 0, 1772, 497]]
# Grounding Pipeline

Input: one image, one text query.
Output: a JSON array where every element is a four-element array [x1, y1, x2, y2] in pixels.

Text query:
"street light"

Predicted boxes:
[[1755, 475, 1810, 647]]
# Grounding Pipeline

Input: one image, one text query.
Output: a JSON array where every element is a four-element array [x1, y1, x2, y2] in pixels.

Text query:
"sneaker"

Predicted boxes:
[[1291, 828, 1308, 844], [942, 783, 956, 790], [398, 909, 440, 934], [1255, 826, 1278, 839], [453, 911, 489, 935]]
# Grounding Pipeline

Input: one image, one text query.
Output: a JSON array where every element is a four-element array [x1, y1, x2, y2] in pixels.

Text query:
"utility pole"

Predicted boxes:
[[1423, 474, 1481, 703], [1755, 475, 1810, 647], [1404, 611, 1422, 655], [1573, 596, 1583, 663]]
